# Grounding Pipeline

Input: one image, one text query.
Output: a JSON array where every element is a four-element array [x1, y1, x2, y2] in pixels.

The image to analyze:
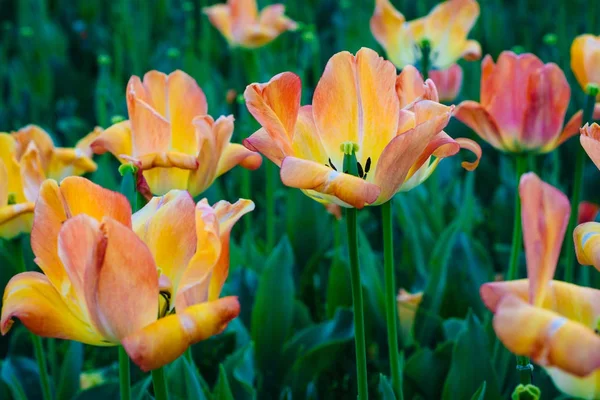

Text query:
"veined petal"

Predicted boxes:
[[454, 100, 505, 149], [373, 101, 451, 203], [370, 0, 415, 69], [291, 106, 328, 164], [186, 115, 225, 197], [19, 142, 46, 202], [522, 63, 570, 151], [85, 217, 159, 342], [493, 295, 600, 377], [244, 72, 300, 156], [132, 190, 196, 299], [127, 76, 171, 157], [216, 143, 262, 178], [203, 4, 233, 43], [1, 272, 108, 345], [581, 123, 600, 171], [167, 70, 208, 153], [574, 222, 600, 271], [122, 297, 240, 372], [243, 128, 286, 166], [90, 120, 134, 162], [280, 157, 380, 209], [141, 71, 168, 116], [519, 173, 570, 306]]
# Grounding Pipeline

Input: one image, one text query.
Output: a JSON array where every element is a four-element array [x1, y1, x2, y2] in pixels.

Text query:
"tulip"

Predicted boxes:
[[91, 70, 262, 196], [243, 47, 480, 209], [578, 201, 600, 224], [0, 125, 98, 239], [396, 289, 422, 346], [571, 34, 600, 99], [203, 0, 297, 49], [1, 177, 253, 371], [455, 51, 597, 153], [429, 64, 463, 102], [370, 0, 481, 71], [480, 173, 600, 399], [580, 123, 600, 171]]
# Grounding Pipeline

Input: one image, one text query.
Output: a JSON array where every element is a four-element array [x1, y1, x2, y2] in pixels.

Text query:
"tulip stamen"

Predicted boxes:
[[327, 158, 338, 171], [159, 291, 171, 318], [357, 162, 364, 178]]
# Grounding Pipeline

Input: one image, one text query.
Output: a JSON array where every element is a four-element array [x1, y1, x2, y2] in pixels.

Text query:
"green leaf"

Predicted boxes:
[[471, 382, 487, 400], [442, 318, 465, 342], [251, 237, 295, 390], [325, 257, 352, 319], [223, 343, 256, 400], [165, 356, 208, 400], [72, 383, 120, 400], [56, 341, 84, 400], [213, 364, 235, 400], [132, 376, 153, 400], [442, 312, 502, 400], [403, 342, 453, 399], [1, 356, 43, 400], [279, 386, 293, 400], [379, 374, 397, 400]]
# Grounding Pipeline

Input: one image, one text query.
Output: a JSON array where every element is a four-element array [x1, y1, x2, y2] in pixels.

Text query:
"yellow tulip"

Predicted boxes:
[[1, 177, 253, 371], [571, 34, 600, 98]]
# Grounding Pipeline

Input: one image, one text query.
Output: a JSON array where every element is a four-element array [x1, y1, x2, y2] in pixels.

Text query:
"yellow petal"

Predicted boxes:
[[12, 125, 55, 169], [519, 173, 570, 305], [571, 35, 600, 92], [0, 204, 34, 239], [574, 221, 600, 271], [122, 297, 240, 372], [243, 128, 286, 167], [0, 134, 26, 203], [203, 4, 234, 43], [1, 271, 108, 345], [290, 105, 327, 163], [19, 142, 46, 202], [546, 368, 600, 400], [369, 0, 416, 68], [90, 120, 134, 162], [216, 143, 262, 178]]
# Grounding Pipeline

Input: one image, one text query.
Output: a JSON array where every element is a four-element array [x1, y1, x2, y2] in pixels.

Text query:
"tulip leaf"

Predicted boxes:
[[378, 374, 397, 400], [251, 237, 295, 394], [471, 381, 487, 400], [213, 364, 235, 400], [132, 376, 153, 400], [72, 383, 120, 400], [56, 341, 83, 400], [403, 342, 453, 399], [166, 356, 208, 400], [223, 343, 256, 400], [325, 258, 351, 318], [1, 356, 44, 400], [442, 312, 502, 400]]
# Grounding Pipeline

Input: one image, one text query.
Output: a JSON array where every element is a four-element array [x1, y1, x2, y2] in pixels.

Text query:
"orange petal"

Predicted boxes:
[[19, 142, 46, 202], [574, 222, 600, 271], [141, 71, 168, 116], [90, 120, 134, 162], [579, 202, 600, 224], [122, 297, 240, 372], [291, 105, 328, 164], [571, 35, 600, 92], [479, 54, 496, 107], [493, 295, 600, 377], [454, 100, 504, 149], [522, 63, 570, 152], [257, 5, 297, 42], [455, 137, 481, 171], [13, 125, 55, 169], [85, 217, 158, 342], [373, 101, 451, 203], [280, 156, 380, 209], [203, 4, 233, 43], [229, 0, 258, 39], [244, 72, 300, 156], [127, 76, 171, 157], [167, 70, 208, 153], [519, 173, 570, 306], [243, 128, 286, 166], [558, 104, 600, 149], [395, 65, 426, 109], [216, 143, 262, 177], [369, 0, 415, 68], [581, 123, 600, 170], [47, 147, 98, 180], [132, 190, 197, 299], [397, 289, 422, 345], [429, 64, 463, 102], [1, 271, 107, 345]]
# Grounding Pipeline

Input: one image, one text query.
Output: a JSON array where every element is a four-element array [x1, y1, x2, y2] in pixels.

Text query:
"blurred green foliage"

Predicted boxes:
[[1, 0, 600, 399]]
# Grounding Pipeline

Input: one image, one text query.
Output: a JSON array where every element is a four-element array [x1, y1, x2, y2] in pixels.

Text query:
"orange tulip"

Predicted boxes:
[[370, 0, 481, 70], [429, 64, 463, 102], [1, 177, 253, 371], [455, 51, 594, 153], [580, 123, 600, 172], [578, 201, 600, 224], [480, 173, 600, 399], [91, 70, 262, 196], [203, 0, 297, 49], [243, 48, 480, 209], [0, 125, 98, 239], [397, 289, 422, 346], [571, 34, 600, 98]]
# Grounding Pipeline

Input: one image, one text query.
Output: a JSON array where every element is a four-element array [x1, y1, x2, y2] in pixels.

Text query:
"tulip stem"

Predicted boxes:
[[564, 90, 597, 283], [420, 39, 431, 80], [506, 154, 528, 280], [151, 367, 169, 400], [516, 355, 533, 385], [343, 149, 369, 400], [266, 161, 276, 252], [381, 201, 402, 399], [119, 347, 131, 400]]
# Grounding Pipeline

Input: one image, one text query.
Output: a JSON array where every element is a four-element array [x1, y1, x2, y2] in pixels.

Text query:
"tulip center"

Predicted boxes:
[[336, 142, 371, 180], [159, 290, 172, 318]]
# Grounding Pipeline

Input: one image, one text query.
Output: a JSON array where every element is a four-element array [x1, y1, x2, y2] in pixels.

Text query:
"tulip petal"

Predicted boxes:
[[370, 0, 415, 69], [1, 271, 107, 345], [546, 368, 600, 400], [216, 143, 262, 178], [374, 101, 451, 203], [13, 125, 55, 169], [19, 143, 46, 202], [230, 0, 258, 37], [0, 159, 7, 206], [519, 173, 570, 306], [85, 217, 158, 342], [429, 64, 463, 102], [395, 65, 427, 108], [122, 297, 240, 372], [244, 72, 300, 156], [455, 138, 481, 171], [574, 222, 600, 271], [522, 63, 570, 151], [493, 295, 600, 377], [186, 115, 226, 197], [291, 105, 327, 163], [454, 100, 504, 149], [203, 4, 233, 42], [0, 204, 34, 239], [243, 128, 285, 166], [558, 104, 600, 150], [142, 168, 191, 197], [167, 70, 208, 153], [280, 156, 381, 209], [580, 122, 600, 171], [0, 134, 26, 203], [141, 71, 168, 116], [132, 190, 196, 298], [47, 147, 98, 180], [90, 121, 134, 162]]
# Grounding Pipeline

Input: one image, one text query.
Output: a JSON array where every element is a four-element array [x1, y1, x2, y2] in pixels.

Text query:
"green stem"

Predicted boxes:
[[119, 347, 131, 400], [151, 367, 169, 400], [343, 148, 368, 400], [266, 161, 276, 252], [516, 355, 533, 385], [184, 348, 193, 363], [420, 40, 431, 81], [506, 154, 528, 281], [13, 237, 52, 400], [565, 91, 597, 283], [381, 201, 402, 399]]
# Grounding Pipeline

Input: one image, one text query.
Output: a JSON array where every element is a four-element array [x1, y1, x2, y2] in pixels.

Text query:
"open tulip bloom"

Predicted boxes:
[[0, 125, 98, 239], [243, 47, 480, 209], [455, 51, 599, 154], [370, 0, 481, 71], [480, 172, 600, 399], [1, 177, 252, 371], [91, 70, 262, 197], [203, 0, 297, 49]]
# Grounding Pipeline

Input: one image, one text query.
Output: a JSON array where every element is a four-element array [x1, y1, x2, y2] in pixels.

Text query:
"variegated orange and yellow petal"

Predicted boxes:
[[257, 4, 297, 34], [216, 143, 262, 178], [203, 4, 234, 43], [545, 368, 600, 400], [291, 106, 327, 164], [243, 128, 286, 167], [141, 71, 168, 116], [122, 297, 240, 372], [454, 100, 504, 149], [581, 123, 600, 171], [47, 148, 98, 180], [574, 222, 600, 271], [19, 142, 46, 202], [90, 120, 134, 162], [370, 0, 415, 69], [0, 204, 34, 239], [0, 134, 26, 203], [13, 125, 55, 169], [395, 65, 427, 108]]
